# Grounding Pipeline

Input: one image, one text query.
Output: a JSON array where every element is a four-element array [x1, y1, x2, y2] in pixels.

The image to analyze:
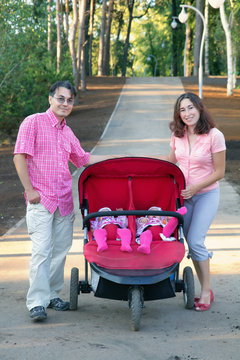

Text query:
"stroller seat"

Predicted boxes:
[[80, 157, 186, 270], [84, 239, 185, 270]]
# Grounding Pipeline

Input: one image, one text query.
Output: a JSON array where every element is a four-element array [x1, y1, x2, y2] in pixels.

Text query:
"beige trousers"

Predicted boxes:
[[26, 203, 74, 310]]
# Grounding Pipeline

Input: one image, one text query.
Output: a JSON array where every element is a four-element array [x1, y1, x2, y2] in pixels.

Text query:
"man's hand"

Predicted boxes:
[[26, 189, 41, 204]]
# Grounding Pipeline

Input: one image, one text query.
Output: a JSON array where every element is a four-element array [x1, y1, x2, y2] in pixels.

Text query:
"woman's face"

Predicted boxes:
[[179, 98, 200, 128]]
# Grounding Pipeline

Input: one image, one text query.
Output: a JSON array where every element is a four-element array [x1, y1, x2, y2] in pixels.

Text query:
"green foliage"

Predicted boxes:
[[131, 3, 185, 77], [0, 0, 73, 138], [0, 0, 240, 141]]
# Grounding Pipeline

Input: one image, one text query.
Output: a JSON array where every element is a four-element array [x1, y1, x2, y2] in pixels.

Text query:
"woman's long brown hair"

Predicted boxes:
[[169, 92, 216, 137]]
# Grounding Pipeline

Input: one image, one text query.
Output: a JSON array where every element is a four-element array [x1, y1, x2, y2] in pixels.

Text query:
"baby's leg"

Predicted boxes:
[[137, 230, 152, 254], [93, 228, 108, 252], [163, 206, 187, 238], [117, 228, 132, 252]]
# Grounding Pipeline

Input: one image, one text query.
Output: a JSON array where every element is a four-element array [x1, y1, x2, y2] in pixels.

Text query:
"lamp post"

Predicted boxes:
[[208, 0, 232, 95], [147, 54, 157, 77], [179, 5, 206, 98]]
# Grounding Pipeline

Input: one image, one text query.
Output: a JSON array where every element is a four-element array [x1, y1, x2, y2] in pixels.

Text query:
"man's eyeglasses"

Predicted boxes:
[[53, 96, 74, 105]]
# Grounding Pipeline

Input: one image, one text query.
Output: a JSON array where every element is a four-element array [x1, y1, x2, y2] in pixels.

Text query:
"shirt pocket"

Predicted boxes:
[[59, 137, 71, 164], [192, 140, 211, 157]]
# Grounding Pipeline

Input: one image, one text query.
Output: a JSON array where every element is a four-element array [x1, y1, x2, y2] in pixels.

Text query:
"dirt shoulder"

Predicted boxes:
[[0, 76, 239, 236]]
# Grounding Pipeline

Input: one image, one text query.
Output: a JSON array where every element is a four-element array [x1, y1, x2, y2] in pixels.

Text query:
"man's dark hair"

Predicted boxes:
[[49, 81, 77, 97]]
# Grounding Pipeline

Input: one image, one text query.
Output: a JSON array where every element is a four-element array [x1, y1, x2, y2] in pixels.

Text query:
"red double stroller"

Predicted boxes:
[[69, 157, 195, 330]]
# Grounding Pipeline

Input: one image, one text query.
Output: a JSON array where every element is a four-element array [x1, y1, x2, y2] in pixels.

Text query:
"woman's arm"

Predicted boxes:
[[13, 154, 40, 204], [181, 150, 226, 200]]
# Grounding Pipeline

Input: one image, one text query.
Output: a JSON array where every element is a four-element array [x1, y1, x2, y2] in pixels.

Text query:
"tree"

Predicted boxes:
[[122, 0, 152, 77], [98, 0, 107, 75], [204, 0, 210, 76], [103, 0, 114, 75], [65, 0, 70, 42], [193, 0, 204, 76], [68, 0, 79, 91], [56, 0, 61, 73], [88, 0, 96, 76], [77, 0, 88, 92], [219, 2, 233, 95], [47, 0, 51, 52]]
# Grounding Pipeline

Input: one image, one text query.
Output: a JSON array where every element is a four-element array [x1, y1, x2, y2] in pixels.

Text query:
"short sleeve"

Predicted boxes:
[[170, 134, 175, 150], [211, 128, 226, 154], [66, 128, 91, 168], [14, 114, 37, 156]]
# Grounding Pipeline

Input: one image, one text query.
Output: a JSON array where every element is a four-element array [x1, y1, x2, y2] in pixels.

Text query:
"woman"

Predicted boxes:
[[164, 92, 226, 311]]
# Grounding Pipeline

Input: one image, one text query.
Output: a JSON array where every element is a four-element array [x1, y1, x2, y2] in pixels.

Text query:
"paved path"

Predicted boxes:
[[1, 78, 240, 360]]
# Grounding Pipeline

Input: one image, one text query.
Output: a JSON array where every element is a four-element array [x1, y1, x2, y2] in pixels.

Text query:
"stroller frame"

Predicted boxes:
[[70, 158, 195, 331]]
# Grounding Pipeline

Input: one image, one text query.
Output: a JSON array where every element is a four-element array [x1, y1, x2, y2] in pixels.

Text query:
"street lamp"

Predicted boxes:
[[171, 16, 178, 29], [178, 5, 206, 98], [147, 54, 158, 77], [208, 0, 225, 8]]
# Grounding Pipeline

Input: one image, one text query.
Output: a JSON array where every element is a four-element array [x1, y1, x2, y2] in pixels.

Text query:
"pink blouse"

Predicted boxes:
[[170, 128, 226, 194]]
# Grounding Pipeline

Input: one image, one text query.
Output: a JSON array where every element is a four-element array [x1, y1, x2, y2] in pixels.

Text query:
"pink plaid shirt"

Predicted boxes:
[[14, 109, 90, 216]]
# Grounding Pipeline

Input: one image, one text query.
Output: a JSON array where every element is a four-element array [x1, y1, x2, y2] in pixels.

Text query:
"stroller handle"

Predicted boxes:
[[82, 210, 184, 229]]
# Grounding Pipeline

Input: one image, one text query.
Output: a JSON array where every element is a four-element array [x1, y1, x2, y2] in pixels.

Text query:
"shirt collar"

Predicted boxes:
[[46, 108, 66, 129]]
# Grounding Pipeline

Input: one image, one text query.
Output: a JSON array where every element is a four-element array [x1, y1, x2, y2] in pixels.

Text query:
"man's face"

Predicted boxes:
[[49, 87, 74, 122]]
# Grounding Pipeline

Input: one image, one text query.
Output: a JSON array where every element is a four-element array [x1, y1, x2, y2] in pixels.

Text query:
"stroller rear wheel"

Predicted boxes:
[[183, 266, 195, 309], [70, 267, 79, 310], [128, 286, 143, 331]]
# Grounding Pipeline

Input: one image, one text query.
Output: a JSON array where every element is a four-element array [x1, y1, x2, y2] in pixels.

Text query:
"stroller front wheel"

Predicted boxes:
[[128, 286, 142, 331], [183, 266, 195, 309], [70, 267, 79, 310]]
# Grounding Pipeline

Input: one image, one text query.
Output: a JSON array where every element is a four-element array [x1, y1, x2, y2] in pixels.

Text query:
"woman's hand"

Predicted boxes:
[[181, 185, 198, 200]]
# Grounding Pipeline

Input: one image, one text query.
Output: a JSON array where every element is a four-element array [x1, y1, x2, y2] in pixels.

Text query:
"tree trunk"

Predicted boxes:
[[68, 0, 79, 95], [77, 0, 87, 91], [65, 0, 69, 43], [186, 23, 192, 76], [103, 0, 114, 75], [122, 0, 135, 77], [47, 0, 51, 52], [98, 0, 107, 76], [219, 4, 233, 96], [89, 0, 96, 76], [171, 0, 178, 76], [193, 0, 203, 76], [56, 0, 61, 73], [204, 0, 209, 76]]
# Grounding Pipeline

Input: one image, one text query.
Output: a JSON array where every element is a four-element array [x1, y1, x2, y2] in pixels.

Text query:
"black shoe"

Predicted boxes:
[[30, 306, 47, 321], [48, 297, 70, 311]]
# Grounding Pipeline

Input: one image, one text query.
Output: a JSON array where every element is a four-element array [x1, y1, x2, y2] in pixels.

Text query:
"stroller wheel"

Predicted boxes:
[[183, 266, 195, 309], [129, 286, 142, 331], [70, 267, 79, 310]]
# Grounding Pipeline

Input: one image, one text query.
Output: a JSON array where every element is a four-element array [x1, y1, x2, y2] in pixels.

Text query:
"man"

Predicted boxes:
[[14, 80, 111, 321]]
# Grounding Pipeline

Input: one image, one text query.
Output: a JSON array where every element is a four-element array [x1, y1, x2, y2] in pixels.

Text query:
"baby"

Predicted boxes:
[[91, 207, 132, 253], [136, 206, 187, 254]]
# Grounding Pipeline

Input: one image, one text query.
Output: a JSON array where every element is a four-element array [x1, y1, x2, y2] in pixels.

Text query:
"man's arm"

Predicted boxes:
[[84, 154, 124, 167], [13, 154, 40, 204]]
